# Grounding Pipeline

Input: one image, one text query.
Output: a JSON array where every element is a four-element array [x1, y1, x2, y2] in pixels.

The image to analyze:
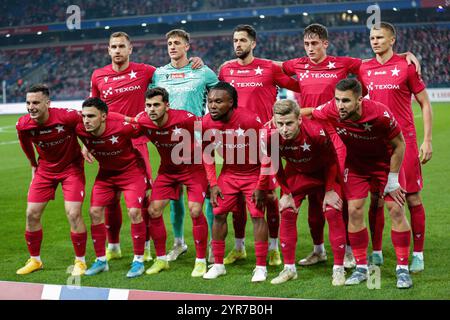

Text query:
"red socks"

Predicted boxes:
[[308, 193, 325, 245], [369, 205, 385, 251], [348, 228, 369, 265], [409, 204, 425, 252], [212, 240, 225, 264], [104, 200, 122, 244], [279, 208, 298, 264], [391, 230, 410, 266], [254, 241, 268, 267], [192, 214, 208, 259], [25, 229, 43, 257], [149, 216, 167, 257], [142, 197, 151, 242], [91, 223, 106, 258], [70, 231, 87, 257], [131, 221, 146, 256], [266, 197, 280, 239], [324, 208, 346, 265]]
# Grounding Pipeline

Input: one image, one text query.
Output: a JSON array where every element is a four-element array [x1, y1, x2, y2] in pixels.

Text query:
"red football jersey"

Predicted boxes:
[[283, 55, 361, 108], [76, 112, 143, 172], [219, 58, 299, 124], [136, 109, 201, 173], [358, 54, 426, 141], [278, 118, 336, 176], [202, 108, 263, 177], [312, 98, 401, 171], [16, 108, 83, 173], [90, 62, 156, 117]]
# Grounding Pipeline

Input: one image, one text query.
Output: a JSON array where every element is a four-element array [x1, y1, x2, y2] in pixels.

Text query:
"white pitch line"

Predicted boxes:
[[0, 140, 18, 145]]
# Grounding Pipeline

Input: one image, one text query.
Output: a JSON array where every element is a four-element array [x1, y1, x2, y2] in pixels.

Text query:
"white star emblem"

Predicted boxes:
[[109, 135, 119, 144], [327, 61, 336, 69], [301, 141, 311, 151], [235, 127, 245, 137], [254, 66, 263, 75], [55, 125, 65, 133], [362, 122, 373, 131], [172, 126, 182, 135], [391, 66, 400, 76], [128, 70, 137, 79]]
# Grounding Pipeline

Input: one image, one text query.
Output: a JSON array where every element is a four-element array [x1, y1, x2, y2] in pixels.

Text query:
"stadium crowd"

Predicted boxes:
[[1, 25, 448, 102], [0, 0, 358, 27]]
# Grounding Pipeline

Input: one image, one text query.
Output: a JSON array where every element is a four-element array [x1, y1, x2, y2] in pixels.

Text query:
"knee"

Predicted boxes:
[[26, 207, 42, 224], [89, 207, 103, 224], [388, 204, 405, 222], [188, 204, 202, 218], [128, 208, 142, 223], [149, 205, 162, 219], [348, 206, 363, 222], [67, 211, 82, 226], [406, 193, 422, 207]]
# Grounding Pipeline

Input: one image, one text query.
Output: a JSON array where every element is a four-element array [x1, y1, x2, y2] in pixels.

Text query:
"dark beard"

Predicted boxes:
[[235, 50, 250, 60]]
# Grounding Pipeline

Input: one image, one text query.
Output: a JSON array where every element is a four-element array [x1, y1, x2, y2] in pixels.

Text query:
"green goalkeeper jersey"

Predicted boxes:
[[151, 62, 219, 116]]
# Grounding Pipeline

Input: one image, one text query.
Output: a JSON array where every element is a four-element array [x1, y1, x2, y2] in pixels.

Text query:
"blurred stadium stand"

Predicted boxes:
[[0, 0, 448, 102]]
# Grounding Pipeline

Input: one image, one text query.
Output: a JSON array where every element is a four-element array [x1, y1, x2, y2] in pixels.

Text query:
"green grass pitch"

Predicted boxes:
[[0, 102, 449, 299]]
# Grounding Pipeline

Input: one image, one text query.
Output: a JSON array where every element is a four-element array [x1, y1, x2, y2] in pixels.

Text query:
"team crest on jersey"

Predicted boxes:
[[299, 70, 310, 81], [230, 69, 234, 75], [165, 74, 170, 80], [391, 66, 400, 76], [104, 76, 109, 83], [305, 64, 309, 69], [367, 70, 372, 77], [103, 87, 113, 99]]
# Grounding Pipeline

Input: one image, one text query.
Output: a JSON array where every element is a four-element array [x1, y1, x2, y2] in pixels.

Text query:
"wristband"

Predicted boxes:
[[384, 172, 400, 193]]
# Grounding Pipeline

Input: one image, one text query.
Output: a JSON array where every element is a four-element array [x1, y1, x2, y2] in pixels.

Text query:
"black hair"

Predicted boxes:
[[210, 81, 238, 109], [82, 97, 108, 113]]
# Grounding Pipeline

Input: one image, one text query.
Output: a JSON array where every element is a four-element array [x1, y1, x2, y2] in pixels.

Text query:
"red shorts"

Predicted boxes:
[[400, 141, 423, 194], [285, 172, 342, 209], [28, 166, 85, 203], [343, 165, 405, 201], [132, 140, 153, 187], [150, 166, 208, 203], [214, 173, 264, 218], [91, 167, 147, 208]]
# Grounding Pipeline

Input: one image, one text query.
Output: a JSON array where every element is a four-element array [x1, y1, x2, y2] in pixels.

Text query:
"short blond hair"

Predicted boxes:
[[273, 99, 300, 118]]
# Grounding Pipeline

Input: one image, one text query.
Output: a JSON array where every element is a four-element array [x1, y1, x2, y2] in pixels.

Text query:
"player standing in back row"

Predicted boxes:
[[151, 29, 218, 263], [218, 25, 300, 267], [359, 22, 432, 272]]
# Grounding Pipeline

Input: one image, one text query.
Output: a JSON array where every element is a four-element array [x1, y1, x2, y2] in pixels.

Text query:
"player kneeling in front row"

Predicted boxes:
[[202, 82, 269, 282], [130, 87, 209, 277], [76, 98, 148, 278], [254, 99, 347, 286], [305, 79, 413, 289], [16, 84, 88, 276]]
